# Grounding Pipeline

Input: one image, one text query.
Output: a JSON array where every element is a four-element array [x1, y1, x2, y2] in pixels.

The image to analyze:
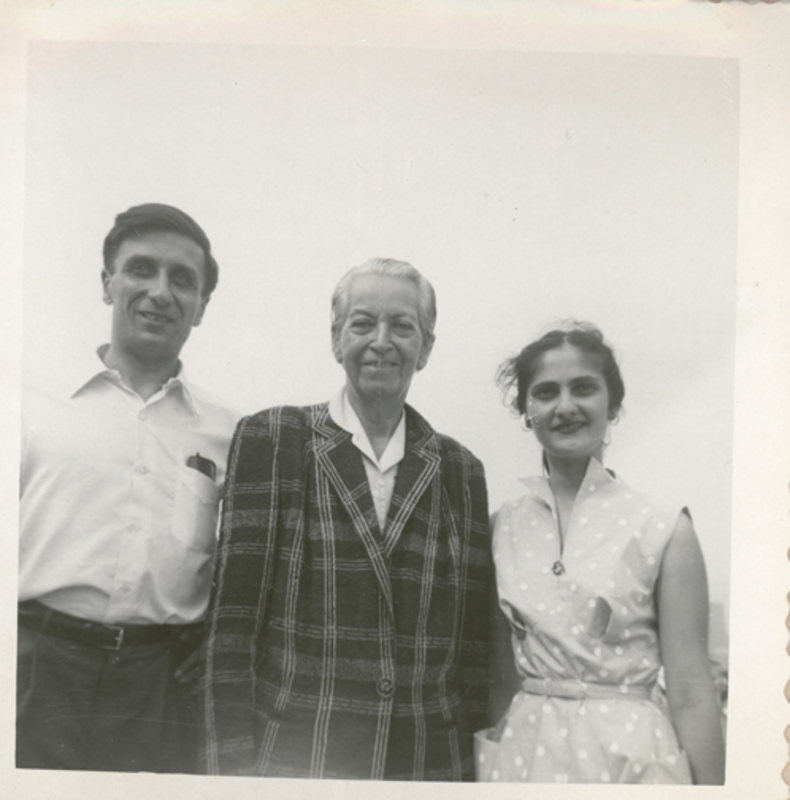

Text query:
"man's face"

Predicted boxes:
[[102, 230, 209, 364]]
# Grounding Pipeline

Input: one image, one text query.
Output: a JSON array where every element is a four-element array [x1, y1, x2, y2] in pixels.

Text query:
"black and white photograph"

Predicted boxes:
[[1, 2, 788, 799]]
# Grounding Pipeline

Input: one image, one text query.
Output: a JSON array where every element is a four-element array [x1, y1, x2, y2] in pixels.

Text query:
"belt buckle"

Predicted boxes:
[[101, 624, 125, 650]]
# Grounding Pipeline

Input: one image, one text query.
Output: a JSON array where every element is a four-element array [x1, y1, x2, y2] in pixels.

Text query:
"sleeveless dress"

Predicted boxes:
[[477, 458, 692, 784]]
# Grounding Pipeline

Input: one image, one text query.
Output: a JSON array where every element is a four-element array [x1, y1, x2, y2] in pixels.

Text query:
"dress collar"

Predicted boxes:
[[518, 456, 616, 507]]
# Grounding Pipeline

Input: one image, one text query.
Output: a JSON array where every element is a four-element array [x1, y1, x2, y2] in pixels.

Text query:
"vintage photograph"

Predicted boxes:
[[18, 40, 734, 782], [3, 4, 787, 799]]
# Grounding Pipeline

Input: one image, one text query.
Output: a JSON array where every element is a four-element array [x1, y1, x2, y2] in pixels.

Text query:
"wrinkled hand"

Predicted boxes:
[[175, 640, 207, 692]]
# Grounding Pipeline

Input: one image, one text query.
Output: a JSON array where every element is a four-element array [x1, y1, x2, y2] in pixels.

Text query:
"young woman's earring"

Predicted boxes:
[[522, 416, 533, 432]]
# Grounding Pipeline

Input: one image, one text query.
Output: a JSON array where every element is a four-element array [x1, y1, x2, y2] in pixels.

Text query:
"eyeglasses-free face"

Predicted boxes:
[[332, 273, 432, 414], [526, 342, 611, 465], [102, 230, 209, 365]]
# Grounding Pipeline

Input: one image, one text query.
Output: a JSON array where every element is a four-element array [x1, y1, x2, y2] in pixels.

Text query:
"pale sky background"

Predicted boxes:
[[2, 5, 789, 798], [23, 44, 735, 626]]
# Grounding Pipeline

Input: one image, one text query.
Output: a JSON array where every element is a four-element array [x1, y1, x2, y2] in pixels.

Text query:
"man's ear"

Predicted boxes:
[[192, 294, 210, 328], [101, 269, 113, 305]]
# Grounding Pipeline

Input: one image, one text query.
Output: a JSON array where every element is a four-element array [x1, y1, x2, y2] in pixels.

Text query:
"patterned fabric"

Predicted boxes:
[[478, 458, 692, 784], [203, 403, 491, 780]]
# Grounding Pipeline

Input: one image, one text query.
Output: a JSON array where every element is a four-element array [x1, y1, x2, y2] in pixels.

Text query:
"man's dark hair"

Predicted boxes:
[[102, 203, 219, 297]]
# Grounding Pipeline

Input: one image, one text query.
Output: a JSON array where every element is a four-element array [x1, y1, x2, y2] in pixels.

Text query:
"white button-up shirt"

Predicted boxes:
[[328, 388, 406, 530], [19, 346, 239, 625]]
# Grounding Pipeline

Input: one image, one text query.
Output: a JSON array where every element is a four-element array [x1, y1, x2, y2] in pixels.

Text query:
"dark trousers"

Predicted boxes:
[[17, 621, 202, 773]]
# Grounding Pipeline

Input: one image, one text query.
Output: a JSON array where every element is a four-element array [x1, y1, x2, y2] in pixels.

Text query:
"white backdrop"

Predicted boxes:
[[4, 3, 790, 799], [23, 44, 736, 626]]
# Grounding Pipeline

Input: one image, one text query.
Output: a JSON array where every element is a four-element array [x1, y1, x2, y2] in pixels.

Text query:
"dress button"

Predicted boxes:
[[376, 678, 395, 698], [139, 411, 147, 421], [137, 465, 147, 474]]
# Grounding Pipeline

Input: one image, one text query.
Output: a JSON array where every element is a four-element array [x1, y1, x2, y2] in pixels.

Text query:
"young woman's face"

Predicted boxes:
[[526, 343, 611, 465]]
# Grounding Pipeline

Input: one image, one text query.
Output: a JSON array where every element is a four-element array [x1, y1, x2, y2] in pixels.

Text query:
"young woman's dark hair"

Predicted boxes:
[[497, 321, 625, 420]]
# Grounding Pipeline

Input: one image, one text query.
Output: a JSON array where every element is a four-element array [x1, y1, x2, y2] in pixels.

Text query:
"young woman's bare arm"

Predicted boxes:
[[656, 512, 726, 785]]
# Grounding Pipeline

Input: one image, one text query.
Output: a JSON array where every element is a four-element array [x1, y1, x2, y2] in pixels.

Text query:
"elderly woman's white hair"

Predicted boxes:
[[330, 258, 437, 341]]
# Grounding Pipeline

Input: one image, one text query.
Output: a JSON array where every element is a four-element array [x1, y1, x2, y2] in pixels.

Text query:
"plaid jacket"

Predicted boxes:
[[203, 403, 491, 780]]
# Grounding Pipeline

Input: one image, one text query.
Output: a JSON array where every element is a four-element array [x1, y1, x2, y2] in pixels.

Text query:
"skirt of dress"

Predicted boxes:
[[475, 689, 692, 784]]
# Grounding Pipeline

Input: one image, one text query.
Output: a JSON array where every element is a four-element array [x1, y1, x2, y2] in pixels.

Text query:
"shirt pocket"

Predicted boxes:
[[172, 462, 221, 553], [586, 594, 634, 645], [586, 596, 615, 639]]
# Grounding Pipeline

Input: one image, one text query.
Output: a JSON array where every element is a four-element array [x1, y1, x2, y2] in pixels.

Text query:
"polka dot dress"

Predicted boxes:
[[477, 458, 692, 784]]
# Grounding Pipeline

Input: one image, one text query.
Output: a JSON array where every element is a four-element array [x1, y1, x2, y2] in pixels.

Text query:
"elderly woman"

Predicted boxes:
[[203, 259, 491, 780]]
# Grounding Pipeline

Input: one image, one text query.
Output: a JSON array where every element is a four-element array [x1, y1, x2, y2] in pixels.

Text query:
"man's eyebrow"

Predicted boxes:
[[122, 254, 155, 266]]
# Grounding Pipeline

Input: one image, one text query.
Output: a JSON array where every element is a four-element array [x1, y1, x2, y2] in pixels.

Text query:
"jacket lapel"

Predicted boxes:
[[312, 406, 396, 613], [382, 406, 442, 558]]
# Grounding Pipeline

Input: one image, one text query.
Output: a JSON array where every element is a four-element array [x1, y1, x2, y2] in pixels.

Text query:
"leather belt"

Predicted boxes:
[[18, 599, 203, 651], [521, 676, 654, 701]]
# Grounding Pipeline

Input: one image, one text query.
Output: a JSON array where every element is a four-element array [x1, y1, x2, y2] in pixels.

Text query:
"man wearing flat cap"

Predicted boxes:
[[17, 203, 238, 773]]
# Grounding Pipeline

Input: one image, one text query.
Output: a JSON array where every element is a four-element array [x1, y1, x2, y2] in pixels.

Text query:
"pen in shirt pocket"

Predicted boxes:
[[186, 452, 216, 481]]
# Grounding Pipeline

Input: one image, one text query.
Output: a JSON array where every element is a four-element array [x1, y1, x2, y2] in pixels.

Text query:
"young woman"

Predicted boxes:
[[477, 323, 725, 785]]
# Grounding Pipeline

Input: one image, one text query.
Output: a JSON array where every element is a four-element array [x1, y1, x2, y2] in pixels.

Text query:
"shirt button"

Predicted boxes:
[[138, 411, 147, 421], [376, 678, 395, 698], [137, 465, 147, 474]]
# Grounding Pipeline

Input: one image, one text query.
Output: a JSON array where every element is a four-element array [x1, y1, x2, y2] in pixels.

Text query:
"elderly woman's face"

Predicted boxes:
[[333, 274, 432, 411]]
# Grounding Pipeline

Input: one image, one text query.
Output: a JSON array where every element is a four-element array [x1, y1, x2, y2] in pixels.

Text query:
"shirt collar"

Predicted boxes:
[[518, 455, 615, 506], [69, 345, 197, 415], [328, 387, 406, 471]]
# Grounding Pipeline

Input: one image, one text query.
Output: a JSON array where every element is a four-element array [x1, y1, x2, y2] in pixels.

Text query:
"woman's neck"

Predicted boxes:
[[545, 454, 595, 503], [346, 389, 404, 460]]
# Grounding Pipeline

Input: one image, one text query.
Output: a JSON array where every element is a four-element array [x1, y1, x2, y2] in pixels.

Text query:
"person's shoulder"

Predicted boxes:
[[609, 472, 688, 545], [433, 431, 485, 478], [404, 406, 482, 466], [237, 402, 328, 435], [612, 472, 681, 516], [186, 383, 242, 425], [434, 430, 477, 460]]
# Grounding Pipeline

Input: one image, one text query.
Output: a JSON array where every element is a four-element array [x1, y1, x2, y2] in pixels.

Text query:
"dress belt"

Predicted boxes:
[[521, 676, 654, 701], [18, 599, 203, 651]]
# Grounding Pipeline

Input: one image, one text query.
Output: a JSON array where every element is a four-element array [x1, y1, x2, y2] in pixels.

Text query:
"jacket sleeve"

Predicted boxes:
[[455, 449, 493, 735], [202, 410, 283, 775]]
